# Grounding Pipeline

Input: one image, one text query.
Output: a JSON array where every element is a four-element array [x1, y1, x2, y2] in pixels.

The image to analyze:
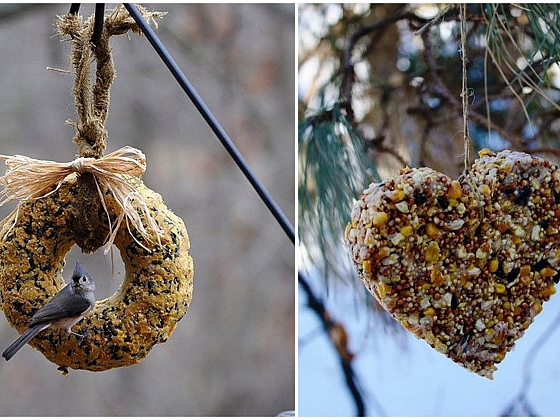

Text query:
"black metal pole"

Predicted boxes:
[[91, 3, 105, 46], [69, 3, 80, 14], [123, 3, 294, 244]]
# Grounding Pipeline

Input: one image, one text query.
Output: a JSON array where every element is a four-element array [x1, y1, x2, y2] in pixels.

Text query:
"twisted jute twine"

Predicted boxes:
[[0, 5, 166, 253], [459, 3, 470, 172]]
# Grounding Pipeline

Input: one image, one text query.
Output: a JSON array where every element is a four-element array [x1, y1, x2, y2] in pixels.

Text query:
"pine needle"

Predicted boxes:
[[299, 104, 380, 283]]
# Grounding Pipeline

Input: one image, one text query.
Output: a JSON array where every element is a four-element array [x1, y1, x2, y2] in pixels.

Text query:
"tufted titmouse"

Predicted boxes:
[[2, 260, 96, 361]]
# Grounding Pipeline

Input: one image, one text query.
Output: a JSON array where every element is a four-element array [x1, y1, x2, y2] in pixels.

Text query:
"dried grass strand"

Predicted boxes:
[[0, 146, 163, 251]]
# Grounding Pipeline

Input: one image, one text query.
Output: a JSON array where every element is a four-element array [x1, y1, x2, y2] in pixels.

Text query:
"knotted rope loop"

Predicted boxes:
[[56, 5, 165, 158]]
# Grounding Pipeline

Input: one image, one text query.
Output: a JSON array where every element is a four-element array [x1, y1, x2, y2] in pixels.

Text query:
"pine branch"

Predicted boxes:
[[298, 271, 367, 416]]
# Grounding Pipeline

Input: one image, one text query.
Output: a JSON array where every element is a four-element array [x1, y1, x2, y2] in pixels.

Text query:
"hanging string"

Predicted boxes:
[[459, 4, 470, 171]]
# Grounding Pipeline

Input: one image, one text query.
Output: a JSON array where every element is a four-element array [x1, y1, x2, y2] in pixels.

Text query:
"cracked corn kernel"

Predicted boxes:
[[540, 267, 557, 277], [390, 232, 405, 245], [448, 180, 462, 199], [430, 267, 444, 286], [475, 319, 486, 331], [478, 148, 492, 157], [425, 241, 440, 264], [479, 184, 492, 196], [434, 341, 448, 354], [531, 225, 541, 241], [423, 307, 436, 317], [382, 254, 399, 266], [488, 259, 499, 273], [547, 226, 559, 235], [512, 225, 525, 238], [530, 301, 543, 317], [378, 246, 391, 258], [426, 223, 439, 238], [388, 188, 405, 202], [447, 219, 465, 230], [503, 261, 514, 274], [400, 225, 414, 237], [377, 283, 391, 298], [542, 284, 556, 297], [467, 266, 481, 277], [519, 265, 531, 277], [372, 211, 389, 228], [424, 330, 435, 343]]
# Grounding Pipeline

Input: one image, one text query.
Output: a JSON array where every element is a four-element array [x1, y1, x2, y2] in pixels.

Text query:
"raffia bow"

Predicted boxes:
[[0, 146, 163, 252]]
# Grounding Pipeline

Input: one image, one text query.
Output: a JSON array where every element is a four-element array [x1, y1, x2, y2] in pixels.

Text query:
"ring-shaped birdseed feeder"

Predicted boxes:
[[0, 6, 194, 372]]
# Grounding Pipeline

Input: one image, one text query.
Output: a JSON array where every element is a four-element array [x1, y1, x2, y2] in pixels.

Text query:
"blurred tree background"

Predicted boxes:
[[299, 3, 560, 416], [0, 4, 294, 416]]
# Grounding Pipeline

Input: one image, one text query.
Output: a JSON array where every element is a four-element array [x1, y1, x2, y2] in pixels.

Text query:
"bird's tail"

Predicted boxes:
[[2, 324, 49, 361]]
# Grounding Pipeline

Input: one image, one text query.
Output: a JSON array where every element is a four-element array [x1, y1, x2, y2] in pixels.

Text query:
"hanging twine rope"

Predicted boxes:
[[57, 5, 165, 158], [459, 4, 470, 171], [0, 5, 166, 252]]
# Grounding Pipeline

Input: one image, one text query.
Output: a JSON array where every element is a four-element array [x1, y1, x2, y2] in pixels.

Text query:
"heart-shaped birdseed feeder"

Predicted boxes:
[[345, 149, 560, 379]]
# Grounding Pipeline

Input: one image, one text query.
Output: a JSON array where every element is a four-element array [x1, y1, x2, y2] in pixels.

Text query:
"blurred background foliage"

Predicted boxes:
[[0, 4, 294, 416]]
